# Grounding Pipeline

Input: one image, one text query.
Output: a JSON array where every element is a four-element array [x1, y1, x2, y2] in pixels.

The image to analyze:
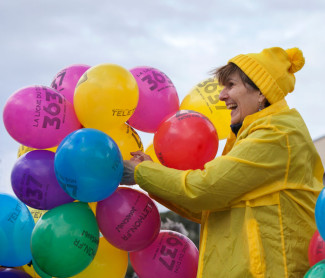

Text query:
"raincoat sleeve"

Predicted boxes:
[[147, 193, 202, 223], [135, 127, 289, 213]]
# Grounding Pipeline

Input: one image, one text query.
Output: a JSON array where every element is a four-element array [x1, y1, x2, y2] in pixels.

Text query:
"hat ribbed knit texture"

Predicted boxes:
[[229, 47, 305, 104]]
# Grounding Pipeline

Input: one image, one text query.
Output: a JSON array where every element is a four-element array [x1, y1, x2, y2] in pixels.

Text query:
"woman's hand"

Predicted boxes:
[[120, 151, 153, 185], [130, 150, 153, 162]]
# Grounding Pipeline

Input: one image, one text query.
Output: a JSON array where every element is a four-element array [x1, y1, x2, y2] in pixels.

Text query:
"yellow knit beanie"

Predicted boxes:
[[229, 47, 305, 104]]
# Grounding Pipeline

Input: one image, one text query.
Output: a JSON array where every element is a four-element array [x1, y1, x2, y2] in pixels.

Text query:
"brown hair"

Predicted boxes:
[[213, 62, 259, 90], [212, 63, 270, 107]]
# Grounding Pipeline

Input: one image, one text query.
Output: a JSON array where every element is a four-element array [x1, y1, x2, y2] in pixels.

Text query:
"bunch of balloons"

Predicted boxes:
[[2, 63, 213, 277], [304, 182, 325, 277]]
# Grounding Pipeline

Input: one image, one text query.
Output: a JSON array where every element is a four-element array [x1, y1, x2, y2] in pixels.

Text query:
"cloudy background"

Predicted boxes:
[[1, 0, 325, 210]]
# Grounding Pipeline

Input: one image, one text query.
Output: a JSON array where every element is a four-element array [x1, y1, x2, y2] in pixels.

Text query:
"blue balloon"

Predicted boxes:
[[54, 128, 123, 202], [0, 193, 35, 267], [315, 188, 325, 240]]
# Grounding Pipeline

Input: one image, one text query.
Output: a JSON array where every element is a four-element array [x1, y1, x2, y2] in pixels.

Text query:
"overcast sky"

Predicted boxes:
[[1, 1, 325, 209]]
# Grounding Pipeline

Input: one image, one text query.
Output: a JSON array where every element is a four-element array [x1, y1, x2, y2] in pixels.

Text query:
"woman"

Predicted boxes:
[[122, 47, 324, 277]]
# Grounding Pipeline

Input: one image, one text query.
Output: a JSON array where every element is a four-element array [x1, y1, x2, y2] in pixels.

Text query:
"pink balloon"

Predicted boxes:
[[50, 64, 91, 104], [130, 230, 199, 278], [96, 187, 160, 251], [128, 66, 179, 133], [309, 230, 325, 266], [3, 86, 82, 149]]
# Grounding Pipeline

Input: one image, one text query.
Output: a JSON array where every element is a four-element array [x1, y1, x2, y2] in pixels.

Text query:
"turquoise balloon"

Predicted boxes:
[[304, 260, 325, 277], [0, 193, 34, 267], [31, 202, 99, 277], [54, 128, 123, 202], [316, 188, 325, 240]]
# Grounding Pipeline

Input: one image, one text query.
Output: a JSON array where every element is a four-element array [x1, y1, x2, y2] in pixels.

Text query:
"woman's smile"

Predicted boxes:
[[219, 72, 264, 125]]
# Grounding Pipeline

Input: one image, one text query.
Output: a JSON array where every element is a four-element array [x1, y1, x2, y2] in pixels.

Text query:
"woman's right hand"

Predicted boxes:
[[120, 151, 153, 185], [130, 150, 153, 162]]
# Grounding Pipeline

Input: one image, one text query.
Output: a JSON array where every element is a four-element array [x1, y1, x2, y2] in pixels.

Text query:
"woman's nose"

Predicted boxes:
[[219, 88, 227, 101]]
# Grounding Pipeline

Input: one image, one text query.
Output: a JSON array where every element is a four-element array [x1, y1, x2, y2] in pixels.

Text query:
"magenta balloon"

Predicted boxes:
[[3, 86, 81, 149], [127, 66, 179, 133], [50, 64, 91, 104], [96, 187, 160, 251], [11, 150, 74, 210], [130, 230, 199, 278]]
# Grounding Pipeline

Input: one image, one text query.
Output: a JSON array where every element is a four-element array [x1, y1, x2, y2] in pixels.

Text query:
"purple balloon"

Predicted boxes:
[[11, 150, 74, 210], [0, 268, 32, 278], [50, 64, 91, 104]]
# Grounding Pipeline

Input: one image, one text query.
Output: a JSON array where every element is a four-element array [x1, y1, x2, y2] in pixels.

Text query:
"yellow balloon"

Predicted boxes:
[[88, 202, 97, 216], [22, 207, 47, 278], [144, 142, 160, 164], [72, 237, 128, 278], [27, 206, 47, 223], [74, 64, 139, 130], [102, 123, 144, 160], [17, 144, 57, 158], [180, 77, 231, 140], [22, 263, 41, 278]]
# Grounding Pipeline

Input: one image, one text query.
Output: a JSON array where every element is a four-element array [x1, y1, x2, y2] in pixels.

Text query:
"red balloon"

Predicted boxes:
[[309, 230, 325, 266], [130, 230, 199, 278], [154, 110, 219, 170], [96, 187, 161, 252]]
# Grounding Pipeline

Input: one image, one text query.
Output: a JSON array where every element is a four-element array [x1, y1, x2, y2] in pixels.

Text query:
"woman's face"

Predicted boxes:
[[219, 72, 264, 125]]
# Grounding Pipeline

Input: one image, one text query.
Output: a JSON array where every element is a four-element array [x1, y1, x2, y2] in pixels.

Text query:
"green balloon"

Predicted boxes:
[[31, 202, 99, 278], [32, 259, 52, 278], [305, 260, 325, 277]]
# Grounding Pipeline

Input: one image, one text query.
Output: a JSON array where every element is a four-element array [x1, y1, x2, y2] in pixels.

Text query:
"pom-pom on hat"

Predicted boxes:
[[229, 47, 305, 104]]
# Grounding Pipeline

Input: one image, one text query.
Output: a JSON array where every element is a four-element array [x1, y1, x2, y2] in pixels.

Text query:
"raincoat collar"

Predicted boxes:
[[242, 99, 289, 131], [223, 99, 289, 155]]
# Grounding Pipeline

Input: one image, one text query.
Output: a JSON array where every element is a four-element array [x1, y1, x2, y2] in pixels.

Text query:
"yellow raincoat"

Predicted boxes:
[[135, 99, 324, 277]]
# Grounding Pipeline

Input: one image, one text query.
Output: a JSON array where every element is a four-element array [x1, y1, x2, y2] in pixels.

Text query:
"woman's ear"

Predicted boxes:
[[258, 92, 266, 104]]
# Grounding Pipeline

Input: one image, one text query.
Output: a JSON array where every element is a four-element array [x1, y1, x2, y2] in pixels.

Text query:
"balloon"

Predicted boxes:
[[154, 110, 219, 170], [17, 144, 57, 158], [130, 230, 199, 278], [101, 123, 143, 160], [180, 77, 231, 140], [304, 260, 325, 277], [315, 189, 325, 241], [128, 66, 179, 133], [22, 261, 42, 278], [72, 237, 128, 278], [3, 86, 81, 149], [31, 202, 99, 277], [32, 259, 52, 278], [27, 207, 47, 223], [0, 194, 35, 267], [88, 202, 97, 216], [96, 187, 161, 251], [144, 142, 160, 164], [50, 64, 91, 104], [54, 128, 123, 202], [0, 268, 33, 278], [11, 150, 74, 210], [309, 230, 325, 266], [74, 63, 139, 130]]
